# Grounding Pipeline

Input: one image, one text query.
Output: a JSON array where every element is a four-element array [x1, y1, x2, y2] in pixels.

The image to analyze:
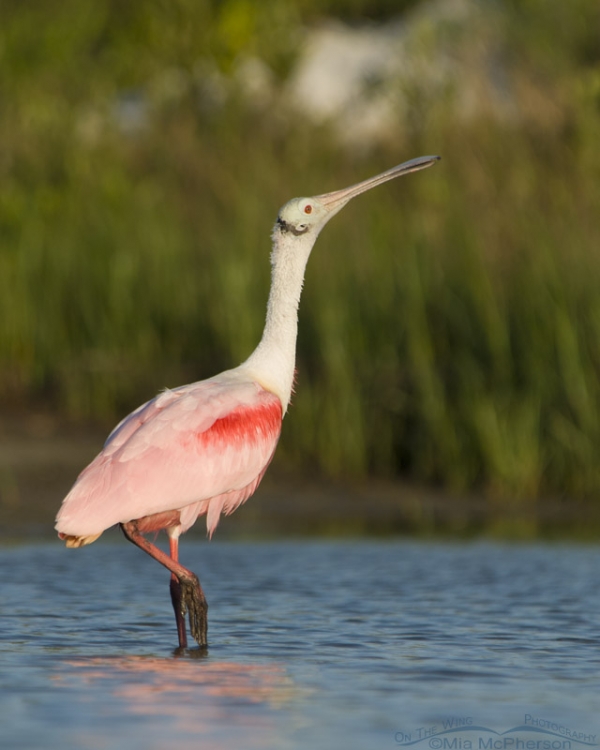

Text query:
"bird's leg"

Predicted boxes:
[[168, 537, 188, 648], [120, 521, 208, 647]]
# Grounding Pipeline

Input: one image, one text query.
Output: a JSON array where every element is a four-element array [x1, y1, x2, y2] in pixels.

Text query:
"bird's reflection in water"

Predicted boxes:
[[57, 654, 299, 744]]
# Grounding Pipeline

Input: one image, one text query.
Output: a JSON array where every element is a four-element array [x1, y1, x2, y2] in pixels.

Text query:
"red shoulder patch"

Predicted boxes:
[[196, 398, 283, 449]]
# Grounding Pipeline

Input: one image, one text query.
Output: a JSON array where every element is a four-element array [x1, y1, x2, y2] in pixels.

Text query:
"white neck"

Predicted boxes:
[[242, 230, 314, 412]]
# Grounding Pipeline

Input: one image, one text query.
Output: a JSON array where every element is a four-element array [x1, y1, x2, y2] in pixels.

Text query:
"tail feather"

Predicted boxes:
[[58, 532, 102, 548]]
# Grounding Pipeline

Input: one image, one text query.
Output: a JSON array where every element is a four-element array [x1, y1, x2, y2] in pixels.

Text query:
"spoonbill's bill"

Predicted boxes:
[[55, 155, 440, 647]]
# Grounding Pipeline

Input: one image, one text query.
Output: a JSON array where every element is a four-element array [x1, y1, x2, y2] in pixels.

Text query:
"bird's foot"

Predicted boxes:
[[177, 573, 208, 647]]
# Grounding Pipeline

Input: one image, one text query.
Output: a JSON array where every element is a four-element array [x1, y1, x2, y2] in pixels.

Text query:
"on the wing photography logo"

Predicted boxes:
[[395, 715, 598, 749]]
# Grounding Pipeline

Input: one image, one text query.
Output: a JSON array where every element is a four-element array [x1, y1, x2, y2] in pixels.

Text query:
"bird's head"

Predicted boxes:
[[275, 197, 331, 238], [273, 155, 441, 245]]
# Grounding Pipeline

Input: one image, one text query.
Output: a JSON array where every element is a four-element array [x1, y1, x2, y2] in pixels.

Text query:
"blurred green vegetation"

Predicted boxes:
[[1, 0, 600, 515]]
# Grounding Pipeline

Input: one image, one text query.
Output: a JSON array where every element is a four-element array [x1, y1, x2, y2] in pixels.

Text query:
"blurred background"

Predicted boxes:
[[1, 0, 600, 539]]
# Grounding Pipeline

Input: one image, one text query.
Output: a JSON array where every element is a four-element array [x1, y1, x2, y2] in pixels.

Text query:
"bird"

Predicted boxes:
[[55, 154, 440, 648]]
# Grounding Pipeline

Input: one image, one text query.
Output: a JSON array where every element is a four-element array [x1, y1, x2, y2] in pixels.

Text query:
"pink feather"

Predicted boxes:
[[55, 378, 282, 539]]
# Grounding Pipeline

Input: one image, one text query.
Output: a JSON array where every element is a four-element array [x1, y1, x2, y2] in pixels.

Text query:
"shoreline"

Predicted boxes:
[[1, 417, 598, 541]]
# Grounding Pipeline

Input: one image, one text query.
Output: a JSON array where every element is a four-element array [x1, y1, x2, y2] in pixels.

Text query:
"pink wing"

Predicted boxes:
[[55, 377, 282, 538]]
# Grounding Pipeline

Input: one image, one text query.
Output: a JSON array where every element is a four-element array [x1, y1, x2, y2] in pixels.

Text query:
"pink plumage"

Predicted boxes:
[[56, 378, 282, 540]]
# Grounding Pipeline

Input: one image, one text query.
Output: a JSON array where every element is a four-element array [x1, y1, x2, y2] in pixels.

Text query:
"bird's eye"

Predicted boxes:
[[304, 204, 313, 214]]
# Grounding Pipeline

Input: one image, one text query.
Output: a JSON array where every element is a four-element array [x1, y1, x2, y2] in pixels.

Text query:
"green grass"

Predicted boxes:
[[1, 0, 600, 518]]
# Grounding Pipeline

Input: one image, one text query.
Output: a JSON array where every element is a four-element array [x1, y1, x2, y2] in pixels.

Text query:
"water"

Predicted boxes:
[[1, 539, 599, 749]]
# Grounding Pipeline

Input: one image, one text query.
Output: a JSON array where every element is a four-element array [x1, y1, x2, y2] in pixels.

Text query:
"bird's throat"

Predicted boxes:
[[242, 234, 312, 411]]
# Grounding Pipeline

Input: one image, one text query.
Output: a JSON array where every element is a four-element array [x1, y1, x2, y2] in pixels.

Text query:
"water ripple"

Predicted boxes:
[[1, 539, 600, 749]]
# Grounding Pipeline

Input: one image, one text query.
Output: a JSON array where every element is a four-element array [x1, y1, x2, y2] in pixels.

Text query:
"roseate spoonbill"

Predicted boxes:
[[55, 155, 440, 648]]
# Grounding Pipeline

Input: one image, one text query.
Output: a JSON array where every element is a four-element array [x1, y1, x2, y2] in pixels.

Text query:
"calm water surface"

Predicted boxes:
[[1, 539, 599, 749]]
